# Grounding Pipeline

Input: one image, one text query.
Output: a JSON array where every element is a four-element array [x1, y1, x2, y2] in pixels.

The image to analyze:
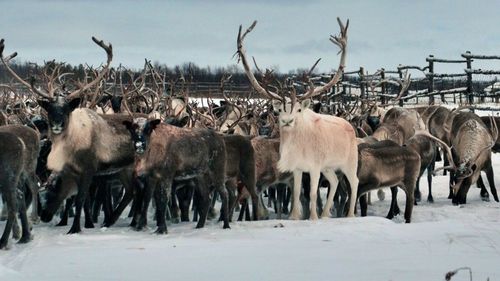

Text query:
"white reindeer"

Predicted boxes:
[[237, 18, 359, 219]]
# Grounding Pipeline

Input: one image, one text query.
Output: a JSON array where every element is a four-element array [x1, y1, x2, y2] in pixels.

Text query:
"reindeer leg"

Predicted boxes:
[[414, 176, 421, 204], [276, 184, 284, 220], [344, 166, 359, 218], [56, 198, 72, 227], [321, 169, 338, 218], [477, 175, 490, 201], [484, 160, 498, 202], [136, 177, 155, 231], [442, 148, 449, 176], [195, 177, 210, 229], [68, 174, 91, 234], [386, 187, 399, 220], [27, 174, 40, 225], [237, 199, 246, 221], [84, 196, 94, 229], [359, 194, 368, 217], [17, 189, 33, 244], [0, 191, 16, 249], [427, 159, 435, 203], [224, 179, 237, 223], [214, 177, 230, 229], [403, 186, 414, 223], [153, 180, 168, 234], [289, 171, 303, 220]]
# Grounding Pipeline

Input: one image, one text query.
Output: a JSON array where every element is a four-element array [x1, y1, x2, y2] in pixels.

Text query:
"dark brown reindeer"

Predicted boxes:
[[124, 117, 229, 233], [251, 137, 292, 219], [222, 134, 259, 221], [0, 125, 40, 249], [355, 140, 421, 223], [405, 134, 437, 203], [0, 125, 40, 224], [1, 37, 143, 234]]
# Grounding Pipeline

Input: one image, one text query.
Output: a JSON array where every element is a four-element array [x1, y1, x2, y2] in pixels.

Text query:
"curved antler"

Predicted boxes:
[[65, 36, 113, 100], [300, 17, 349, 100], [0, 39, 53, 99], [236, 21, 282, 101]]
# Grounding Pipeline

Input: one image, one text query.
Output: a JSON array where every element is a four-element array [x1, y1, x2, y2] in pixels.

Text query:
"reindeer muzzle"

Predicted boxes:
[[135, 141, 145, 154]]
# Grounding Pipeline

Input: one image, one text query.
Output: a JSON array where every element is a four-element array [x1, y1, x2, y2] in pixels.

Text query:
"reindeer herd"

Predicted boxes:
[[0, 18, 498, 250]]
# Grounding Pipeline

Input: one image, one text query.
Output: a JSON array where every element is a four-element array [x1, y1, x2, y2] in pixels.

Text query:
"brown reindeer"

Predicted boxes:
[[356, 140, 421, 223], [0, 125, 40, 248], [124, 118, 229, 232]]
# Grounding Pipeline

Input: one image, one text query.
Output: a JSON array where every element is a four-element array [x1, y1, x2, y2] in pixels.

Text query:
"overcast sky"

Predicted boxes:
[[1, 0, 499, 76]]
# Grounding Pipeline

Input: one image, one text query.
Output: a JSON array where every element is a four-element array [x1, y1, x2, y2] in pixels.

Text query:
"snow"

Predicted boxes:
[[2, 136, 500, 281]]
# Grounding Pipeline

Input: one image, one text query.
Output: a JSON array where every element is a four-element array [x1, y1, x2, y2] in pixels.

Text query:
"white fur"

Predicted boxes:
[[275, 99, 359, 220]]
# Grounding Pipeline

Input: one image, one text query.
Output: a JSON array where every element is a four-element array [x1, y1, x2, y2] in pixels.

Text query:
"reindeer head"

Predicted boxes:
[[236, 18, 348, 127], [38, 96, 81, 135], [123, 117, 161, 155]]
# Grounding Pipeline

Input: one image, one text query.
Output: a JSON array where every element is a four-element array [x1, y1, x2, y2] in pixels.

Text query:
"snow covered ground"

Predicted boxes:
[[1, 152, 500, 281]]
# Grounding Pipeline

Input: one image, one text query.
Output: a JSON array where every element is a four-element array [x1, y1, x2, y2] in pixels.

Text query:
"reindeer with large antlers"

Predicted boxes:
[[0, 37, 143, 234], [237, 18, 359, 219]]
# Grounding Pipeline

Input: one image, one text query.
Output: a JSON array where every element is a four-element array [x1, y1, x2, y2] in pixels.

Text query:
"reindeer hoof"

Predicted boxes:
[[18, 234, 33, 244], [154, 227, 167, 234], [67, 226, 81, 234], [30, 216, 40, 225], [415, 191, 422, 202], [223, 224, 230, 229], [289, 213, 301, 220], [0, 240, 8, 250], [427, 196, 434, 203]]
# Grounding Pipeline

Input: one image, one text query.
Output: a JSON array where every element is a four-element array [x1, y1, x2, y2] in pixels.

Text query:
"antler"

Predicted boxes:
[[0, 39, 53, 99], [300, 17, 348, 100], [394, 70, 411, 100], [236, 21, 283, 101], [65, 36, 113, 100]]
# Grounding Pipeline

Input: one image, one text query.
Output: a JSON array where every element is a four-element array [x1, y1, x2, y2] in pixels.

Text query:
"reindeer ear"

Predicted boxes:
[[272, 100, 282, 112], [301, 99, 311, 110], [122, 120, 135, 131], [143, 119, 161, 136], [178, 116, 189, 127], [37, 99, 52, 112], [67, 98, 81, 112]]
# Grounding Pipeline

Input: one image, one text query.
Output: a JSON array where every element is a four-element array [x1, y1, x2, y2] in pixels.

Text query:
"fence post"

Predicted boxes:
[[359, 67, 365, 100], [398, 69, 404, 107], [380, 68, 386, 104], [465, 51, 474, 104], [427, 55, 434, 105]]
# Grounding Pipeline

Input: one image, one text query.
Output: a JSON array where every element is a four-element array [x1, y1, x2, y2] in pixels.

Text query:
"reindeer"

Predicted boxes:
[[124, 117, 229, 232], [0, 125, 40, 225], [355, 140, 421, 223], [405, 134, 437, 203], [447, 112, 498, 204], [416, 112, 498, 204], [0, 131, 33, 249], [250, 137, 292, 219], [237, 18, 359, 219], [222, 134, 259, 221]]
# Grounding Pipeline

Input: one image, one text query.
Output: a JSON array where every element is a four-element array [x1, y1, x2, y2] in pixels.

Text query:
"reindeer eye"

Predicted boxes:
[[278, 109, 282, 112], [298, 109, 302, 113]]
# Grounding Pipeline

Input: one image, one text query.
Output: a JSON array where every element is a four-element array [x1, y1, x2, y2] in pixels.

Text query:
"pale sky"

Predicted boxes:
[[1, 0, 499, 76]]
